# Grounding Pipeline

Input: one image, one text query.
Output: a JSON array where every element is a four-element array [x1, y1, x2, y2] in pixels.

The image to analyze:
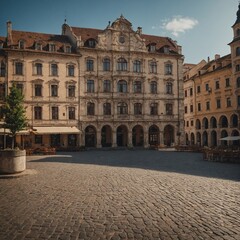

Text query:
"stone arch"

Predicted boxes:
[[85, 125, 97, 147], [148, 125, 160, 146], [210, 130, 217, 147], [164, 124, 175, 146], [202, 131, 208, 146], [132, 125, 144, 147], [190, 133, 195, 145], [219, 115, 228, 128], [116, 125, 128, 147], [196, 132, 201, 146], [202, 117, 209, 129], [101, 125, 112, 147], [210, 116, 217, 129], [196, 119, 201, 130]]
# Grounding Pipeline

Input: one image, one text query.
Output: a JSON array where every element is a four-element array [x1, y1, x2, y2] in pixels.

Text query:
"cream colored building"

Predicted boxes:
[[0, 16, 184, 149], [183, 3, 240, 147]]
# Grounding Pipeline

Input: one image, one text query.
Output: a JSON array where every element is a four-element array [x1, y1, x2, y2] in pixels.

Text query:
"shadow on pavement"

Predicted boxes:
[[28, 150, 240, 181]]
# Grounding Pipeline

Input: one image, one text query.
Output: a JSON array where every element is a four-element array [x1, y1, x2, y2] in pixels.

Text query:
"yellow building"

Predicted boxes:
[[183, 3, 240, 147], [0, 16, 184, 149]]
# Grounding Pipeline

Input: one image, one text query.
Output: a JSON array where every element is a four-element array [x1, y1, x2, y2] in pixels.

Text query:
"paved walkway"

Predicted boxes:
[[0, 150, 240, 240]]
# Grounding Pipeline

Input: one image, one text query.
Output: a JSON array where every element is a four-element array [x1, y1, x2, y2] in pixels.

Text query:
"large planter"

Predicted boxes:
[[0, 149, 26, 174]]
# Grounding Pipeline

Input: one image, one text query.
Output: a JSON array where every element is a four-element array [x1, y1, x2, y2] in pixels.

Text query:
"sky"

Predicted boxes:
[[0, 0, 238, 63]]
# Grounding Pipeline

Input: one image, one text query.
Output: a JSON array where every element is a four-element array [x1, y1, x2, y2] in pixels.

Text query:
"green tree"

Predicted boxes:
[[2, 85, 27, 149]]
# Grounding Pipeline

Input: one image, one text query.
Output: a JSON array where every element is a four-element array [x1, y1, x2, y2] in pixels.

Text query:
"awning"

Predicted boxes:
[[0, 128, 29, 135], [220, 136, 240, 141], [32, 126, 80, 134]]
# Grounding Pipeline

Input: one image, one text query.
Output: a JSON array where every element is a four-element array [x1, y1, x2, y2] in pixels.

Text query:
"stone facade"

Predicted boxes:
[[183, 4, 240, 147], [0, 16, 184, 149]]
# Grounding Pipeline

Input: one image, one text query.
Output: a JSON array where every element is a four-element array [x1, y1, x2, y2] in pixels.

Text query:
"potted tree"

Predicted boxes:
[[0, 85, 27, 174]]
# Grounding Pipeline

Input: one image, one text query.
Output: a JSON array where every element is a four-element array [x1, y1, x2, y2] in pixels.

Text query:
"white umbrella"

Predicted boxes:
[[220, 136, 240, 141]]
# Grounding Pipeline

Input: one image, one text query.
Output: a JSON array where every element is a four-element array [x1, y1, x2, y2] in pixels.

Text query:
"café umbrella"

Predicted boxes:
[[219, 136, 240, 141]]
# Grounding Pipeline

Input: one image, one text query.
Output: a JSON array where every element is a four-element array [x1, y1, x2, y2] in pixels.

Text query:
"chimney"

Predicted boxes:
[[137, 27, 142, 35], [207, 56, 210, 62], [7, 21, 13, 45], [215, 54, 220, 60]]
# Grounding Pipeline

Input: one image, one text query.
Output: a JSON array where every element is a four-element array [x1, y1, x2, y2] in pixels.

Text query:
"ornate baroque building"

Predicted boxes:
[[183, 4, 240, 147], [0, 16, 184, 149]]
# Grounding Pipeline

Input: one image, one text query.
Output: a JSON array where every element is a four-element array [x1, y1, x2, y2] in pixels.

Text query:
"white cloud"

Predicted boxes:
[[162, 16, 198, 37]]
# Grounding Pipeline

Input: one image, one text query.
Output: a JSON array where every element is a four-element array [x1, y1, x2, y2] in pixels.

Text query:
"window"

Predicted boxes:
[[35, 135, 42, 144], [215, 81, 220, 89], [35, 43, 42, 51], [197, 103, 201, 111], [191, 120, 194, 126], [237, 77, 240, 88], [35, 84, 42, 97], [149, 61, 157, 73], [184, 106, 188, 114], [238, 96, 240, 107], [49, 44, 56, 52], [51, 64, 58, 76], [103, 58, 110, 71], [86, 59, 94, 71], [103, 103, 111, 115], [236, 47, 240, 56], [19, 40, 24, 49], [0, 62, 6, 77], [150, 81, 157, 94], [118, 80, 127, 93], [117, 102, 128, 114], [190, 105, 193, 113], [216, 99, 221, 109], [0, 83, 5, 100], [87, 102, 95, 115], [68, 107, 75, 120], [68, 85, 75, 97], [65, 46, 71, 53], [225, 78, 230, 87], [186, 121, 189, 127], [133, 60, 141, 73], [34, 106, 42, 120], [166, 103, 173, 115], [85, 39, 96, 48], [52, 107, 59, 120], [15, 62, 23, 75], [87, 80, 94, 93], [150, 103, 158, 115], [133, 81, 142, 93], [117, 58, 127, 71], [236, 64, 240, 72], [226, 98, 231, 107], [190, 88, 193, 96], [16, 83, 23, 95], [149, 44, 156, 52], [34, 63, 42, 75], [197, 85, 201, 93], [51, 85, 58, 97], [205, 83, 209, 91], [185, 90, 187, 97], [67, 65, 74, 76], [206, 101, 210, 110], [134, 103, 142, 115], [103, 80, 111, 92], [165, 63, 172, 75], [166, 82, 173, 94]]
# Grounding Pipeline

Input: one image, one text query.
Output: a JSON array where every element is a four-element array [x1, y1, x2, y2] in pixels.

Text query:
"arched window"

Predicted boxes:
[[166, 82, 173, 94], [117, 58, 127, 71], [103, 58, 110, 71], [133, 60, 141, 73], [117, 102, 128, 114], [117, 80, 127, 93], [150, 81, 157, 94]]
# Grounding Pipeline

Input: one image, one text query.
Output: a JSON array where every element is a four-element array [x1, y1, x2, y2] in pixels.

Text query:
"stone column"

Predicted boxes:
[[128, 130, 132, 147], [144, 130, 149, 148], [159, 130, 164, 147], [112, 130, 117, 147], [97, 130, 102, 148]]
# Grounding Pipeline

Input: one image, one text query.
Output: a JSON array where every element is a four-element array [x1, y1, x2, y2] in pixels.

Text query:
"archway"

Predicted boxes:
[[85, 125, 96, 147], [164, 125, 174, 146], [101, 125, 112, 147], [219, 115, 228, 128], [196, 119, 201, 130], [149, 125, 159, 146], [117, 125, 128, 147], [132, 125, 144, 147], [185, 133, 189, 145], [202, 117, 209, 129], [210, 130, 217, 147], [220, 130, 228, 146], [196, 132, 201, 146], [202, 131, 208, 146], [231, 114, 238, 128], [190, 133, 195, 145], [210, 116, 217, 129]]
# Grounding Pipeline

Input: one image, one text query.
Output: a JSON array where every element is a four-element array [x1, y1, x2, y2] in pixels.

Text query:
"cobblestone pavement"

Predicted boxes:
[[0, 150, 240, 240]]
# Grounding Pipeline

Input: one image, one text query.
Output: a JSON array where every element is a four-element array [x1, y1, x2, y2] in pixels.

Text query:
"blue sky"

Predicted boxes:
[[0, 0, 237, 63]]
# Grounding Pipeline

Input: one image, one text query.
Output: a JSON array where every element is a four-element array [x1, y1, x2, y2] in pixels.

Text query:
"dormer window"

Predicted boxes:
[[49, 43, 56, 52], [85, 39, 96, 48], [65, 45, 71, 53], [148, 44, 156, 52], [35, 42, 42, 51], [19, 40, 25, 49], [163, 46, 170, 54]]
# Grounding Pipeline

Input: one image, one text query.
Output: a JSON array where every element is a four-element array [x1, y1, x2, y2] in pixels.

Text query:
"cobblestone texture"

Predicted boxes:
[[0, 150, 240, 240]]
